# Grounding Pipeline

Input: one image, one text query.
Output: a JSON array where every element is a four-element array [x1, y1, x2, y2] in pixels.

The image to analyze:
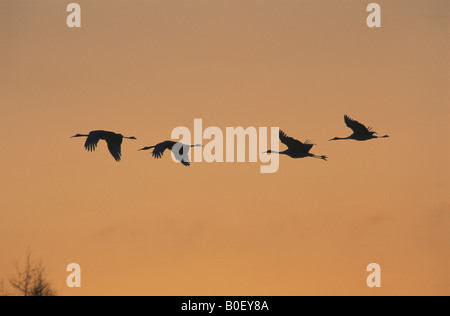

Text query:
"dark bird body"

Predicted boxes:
[[330, 115, 389, 141], [139, 141, 202, 166], [71, 130, 136, 161], [264, 130, 327, 161]]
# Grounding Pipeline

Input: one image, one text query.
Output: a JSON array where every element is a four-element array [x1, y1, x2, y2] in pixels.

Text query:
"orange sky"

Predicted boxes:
[[0, 0, 449, 295]]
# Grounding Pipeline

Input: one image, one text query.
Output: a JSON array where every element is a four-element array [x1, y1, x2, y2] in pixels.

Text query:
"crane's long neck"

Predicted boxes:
[[138, 146, 155, 151], [330, 136, 351, 141], [263, 150, 287, 155]]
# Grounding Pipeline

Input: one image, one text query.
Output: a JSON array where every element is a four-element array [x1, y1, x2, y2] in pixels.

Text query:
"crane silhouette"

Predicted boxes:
[[263, 130, 327, 161], [330, 115, 389, 141], [71, 130, 137, 162], [139, 141, 202, 166]]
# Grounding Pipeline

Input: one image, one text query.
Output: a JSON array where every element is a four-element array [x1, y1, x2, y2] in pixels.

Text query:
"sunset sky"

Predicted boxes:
[[0, 0, 449, 295]]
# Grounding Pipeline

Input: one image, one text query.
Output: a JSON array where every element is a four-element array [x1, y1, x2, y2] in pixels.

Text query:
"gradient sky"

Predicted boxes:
[[0, 0, 449, 295]]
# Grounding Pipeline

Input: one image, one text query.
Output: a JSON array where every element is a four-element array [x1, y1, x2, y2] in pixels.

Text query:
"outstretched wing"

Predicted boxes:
[[279, 130, 313, 153], [344, 115, 372, 135], [180, 159, 191, 167], [179, 145, 191, 167], [171, 143, 191, 166], [84, 131, 102, 152], [152, 141, 175, 159], [106, 140, 122, 162]]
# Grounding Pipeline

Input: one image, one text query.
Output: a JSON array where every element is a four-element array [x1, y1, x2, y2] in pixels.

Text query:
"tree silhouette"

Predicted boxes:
[[1, 250, 56, 296]]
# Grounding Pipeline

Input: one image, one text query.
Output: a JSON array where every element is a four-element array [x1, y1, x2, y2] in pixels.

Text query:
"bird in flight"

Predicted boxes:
[[330, 115, 389, 141], [71, 130, 137, 161], [139, 141, 202, 166], [263, 130, 327, 161]]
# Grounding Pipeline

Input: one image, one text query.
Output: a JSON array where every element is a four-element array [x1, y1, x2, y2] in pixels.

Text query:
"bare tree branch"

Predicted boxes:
[[5, 249, 56, 296]]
